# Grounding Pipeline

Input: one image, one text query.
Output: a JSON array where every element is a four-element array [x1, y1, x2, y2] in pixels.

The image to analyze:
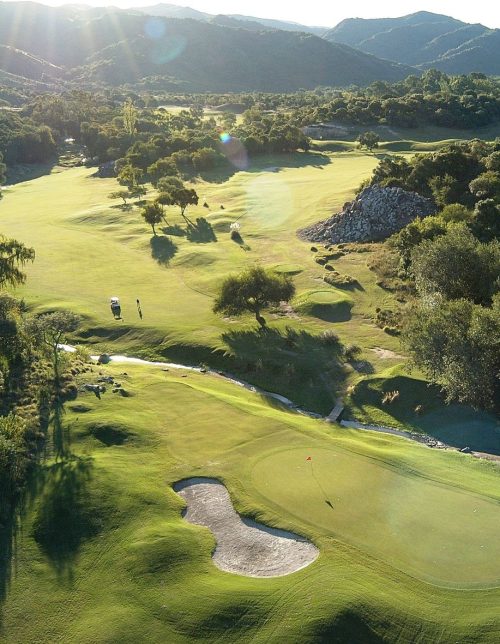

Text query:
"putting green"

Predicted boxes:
[[251, 447, 500, 586]]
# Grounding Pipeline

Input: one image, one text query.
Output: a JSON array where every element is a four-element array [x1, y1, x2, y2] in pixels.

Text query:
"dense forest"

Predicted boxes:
[[1, 71, 500, 173], [365, 140, 500, 410]]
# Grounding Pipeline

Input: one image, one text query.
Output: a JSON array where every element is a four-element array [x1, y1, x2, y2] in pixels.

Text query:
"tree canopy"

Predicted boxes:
[[213, 266, 295, 328], [411, 225, 500, 306], [0, 235, 35, 289]]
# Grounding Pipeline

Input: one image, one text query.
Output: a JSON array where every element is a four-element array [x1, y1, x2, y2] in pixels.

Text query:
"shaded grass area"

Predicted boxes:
[[1, 363, 499, 642], [345, 366, 500, 454]]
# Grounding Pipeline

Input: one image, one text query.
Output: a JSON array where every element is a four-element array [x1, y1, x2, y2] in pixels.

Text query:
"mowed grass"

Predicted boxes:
[[0, 151, 407, 412], [1, 362, 500, 643]]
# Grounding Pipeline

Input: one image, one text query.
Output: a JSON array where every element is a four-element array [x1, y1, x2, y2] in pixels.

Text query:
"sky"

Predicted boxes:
[[2, 0, 500, 28]]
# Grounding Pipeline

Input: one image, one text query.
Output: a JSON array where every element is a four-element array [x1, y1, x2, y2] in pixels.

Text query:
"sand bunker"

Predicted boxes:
[[174, 478, 319, 577]]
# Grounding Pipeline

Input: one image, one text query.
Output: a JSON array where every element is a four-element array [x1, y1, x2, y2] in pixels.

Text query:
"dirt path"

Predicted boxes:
[[174, 478, 319, 577]]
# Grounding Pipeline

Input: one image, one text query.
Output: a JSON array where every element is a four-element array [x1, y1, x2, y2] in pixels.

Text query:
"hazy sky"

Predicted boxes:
[[4, 0, 500, 28]]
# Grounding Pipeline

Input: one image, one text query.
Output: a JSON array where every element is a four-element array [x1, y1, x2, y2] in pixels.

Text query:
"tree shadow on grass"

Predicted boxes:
[[0, 392, 93, 620], [30, 456, 103, 583], [150, 235, 178, 265], [161, 224, 186, 237], [0, 503, 18, 628], [311, 607, 385, 643], [221, 326, 347, 414], [186, 218, 217, 243], [245, 151, 332, 172], [111, 203, 133, 211]]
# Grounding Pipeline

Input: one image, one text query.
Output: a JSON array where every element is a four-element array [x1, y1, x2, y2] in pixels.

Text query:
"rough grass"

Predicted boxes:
[[1, 363, 499, 642]]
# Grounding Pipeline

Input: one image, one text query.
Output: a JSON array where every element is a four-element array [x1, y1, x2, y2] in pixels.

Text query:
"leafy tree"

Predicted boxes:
[[220, 112, 237, 130], [109, 190, 130, 205], [129, 185, 146, 201], [174, 186, 198, 221], [147, 157, 177, 187], [429, 174, 463, 208], [123, 98, 137, 136], [440, 203, 473, 223], [484, 151, 500, 172], [390, 216, 447, 271], [411, 225, 500, 305], [469, 171, 500, 200], [213, 266, 295, 329], [471, 199, 500, 242], [357, 131, 380, 151], [402, 297, 499, 410], [141, 202, 164, 235], [0, 414, 31, 512], [28, 311, 80, 379], [0, 235, 35, 289], [117, 164, 143, 189], [157, 182, 198, 224]]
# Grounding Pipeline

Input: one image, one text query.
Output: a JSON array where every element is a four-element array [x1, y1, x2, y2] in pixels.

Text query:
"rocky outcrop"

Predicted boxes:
[[300, 184, 436, 243]]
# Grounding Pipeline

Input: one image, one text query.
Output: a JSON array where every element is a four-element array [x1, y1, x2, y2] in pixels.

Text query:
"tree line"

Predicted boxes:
[[366, 141, 500, 410]]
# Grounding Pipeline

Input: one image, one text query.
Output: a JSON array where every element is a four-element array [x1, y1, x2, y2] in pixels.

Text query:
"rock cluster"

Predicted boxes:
[[300, 184, 436, 244]]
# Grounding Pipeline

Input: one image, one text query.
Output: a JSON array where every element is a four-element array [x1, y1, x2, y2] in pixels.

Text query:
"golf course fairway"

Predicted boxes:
[[1, 362, 499, 643], [1, 149, 500, 643]]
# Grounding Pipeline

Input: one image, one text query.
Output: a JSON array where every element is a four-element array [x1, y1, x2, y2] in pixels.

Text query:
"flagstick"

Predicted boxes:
[[307, 457, 334, 509]]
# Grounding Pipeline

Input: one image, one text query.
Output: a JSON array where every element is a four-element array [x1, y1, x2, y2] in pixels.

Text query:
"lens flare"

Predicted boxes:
[[218, 133, 248, 170], [245, 172, 294, 229], [144, 17, 166, 40]]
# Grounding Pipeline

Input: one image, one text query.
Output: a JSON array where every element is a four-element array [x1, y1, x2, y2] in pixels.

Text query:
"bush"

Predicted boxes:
[[344, 344, 362, 361], [324, 272, 357, 288]]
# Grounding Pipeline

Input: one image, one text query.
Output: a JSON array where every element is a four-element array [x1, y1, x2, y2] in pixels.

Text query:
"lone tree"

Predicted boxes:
[[213, 266, 295, 329], [357, 131, 380, 151], [28, 311, 80, 380], [141, 202, 164, 235], [109, 190, 131, 205]]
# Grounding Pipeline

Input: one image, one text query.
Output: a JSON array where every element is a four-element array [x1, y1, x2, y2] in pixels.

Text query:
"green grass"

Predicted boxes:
[[0, 151, 404, 412], [1, 363, 499, 642], [1, 150, 500, 641], [345, 366, 500, 454]]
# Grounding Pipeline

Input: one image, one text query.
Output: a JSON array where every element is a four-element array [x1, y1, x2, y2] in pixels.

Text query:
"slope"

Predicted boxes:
[[1, 360, 499, 643], [324, 11, 500, 75], [74, 22, 412, 91]]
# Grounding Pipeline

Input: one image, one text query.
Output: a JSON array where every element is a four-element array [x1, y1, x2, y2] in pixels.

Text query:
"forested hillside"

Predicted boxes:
[[0, 2, 411, 91], [325, 11, 500, 75]]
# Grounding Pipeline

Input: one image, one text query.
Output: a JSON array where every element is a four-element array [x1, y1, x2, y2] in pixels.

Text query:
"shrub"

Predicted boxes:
[[344, 344, 362, 361], [319, 330, 340, 346], [324, 272, 357, 288]]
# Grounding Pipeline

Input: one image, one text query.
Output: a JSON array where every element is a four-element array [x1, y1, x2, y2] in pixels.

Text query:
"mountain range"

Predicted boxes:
[[0, 3, 499, 93], [134, 3, 328, 35], [0, 2, 411, 91], [324, 11, 500, 74]]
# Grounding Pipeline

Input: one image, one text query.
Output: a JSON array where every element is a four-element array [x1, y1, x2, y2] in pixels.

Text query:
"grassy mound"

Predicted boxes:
[[272, 263, 304, 275], [294, 289, 353, 322], [87, 421, 134, 446]]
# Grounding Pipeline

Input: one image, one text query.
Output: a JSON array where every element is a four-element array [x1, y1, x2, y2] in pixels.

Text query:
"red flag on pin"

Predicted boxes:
[[306, 456, 312, 461]]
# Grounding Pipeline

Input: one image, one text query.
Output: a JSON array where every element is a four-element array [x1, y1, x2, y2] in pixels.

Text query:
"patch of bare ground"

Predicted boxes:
[[370, 347, 405, 360], [174, 478, 319, 577]]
